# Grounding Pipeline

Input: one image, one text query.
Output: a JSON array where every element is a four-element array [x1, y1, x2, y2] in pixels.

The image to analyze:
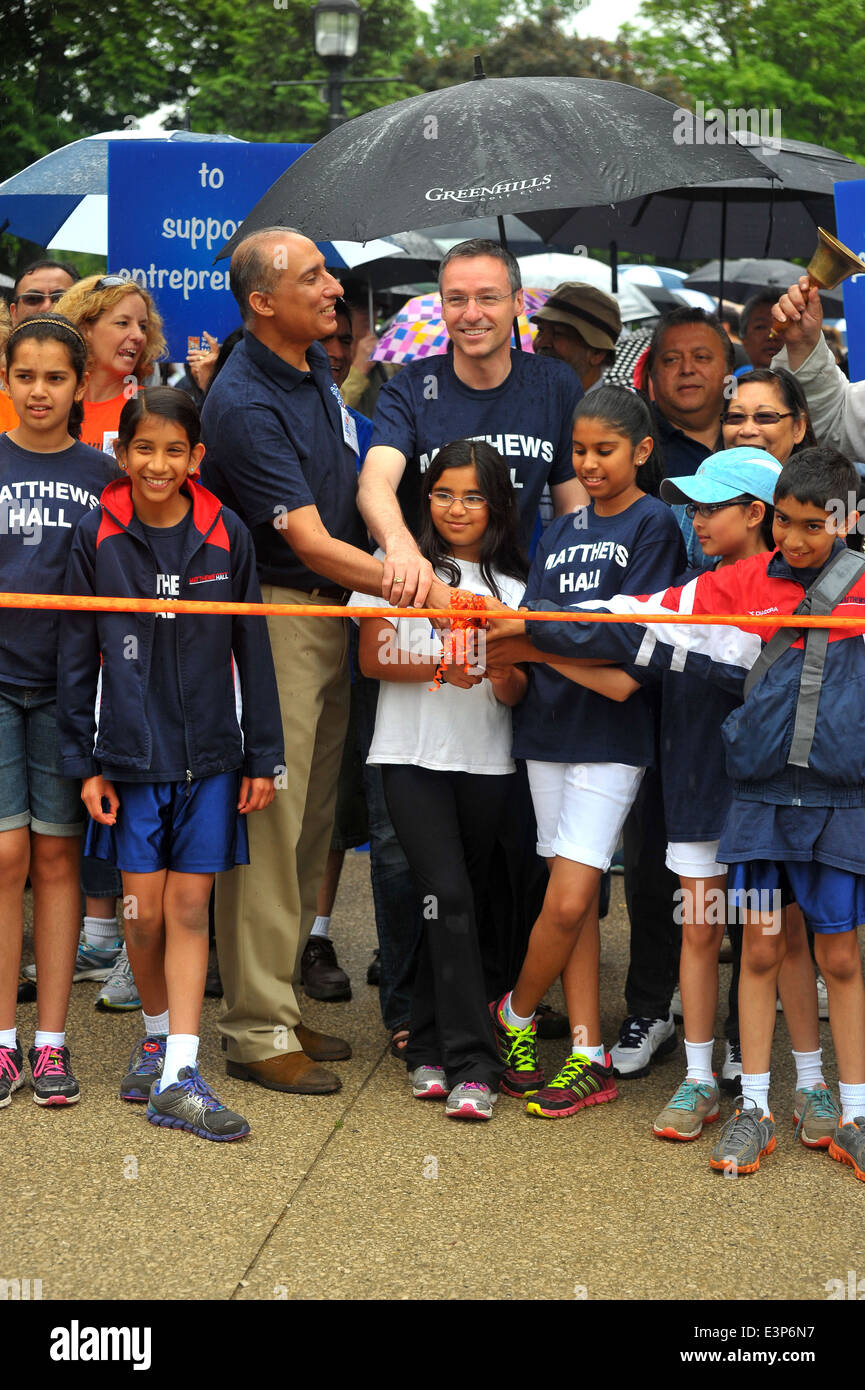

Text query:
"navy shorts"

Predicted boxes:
[[728, 859, 865, 934], [85, 772, 250, 875]]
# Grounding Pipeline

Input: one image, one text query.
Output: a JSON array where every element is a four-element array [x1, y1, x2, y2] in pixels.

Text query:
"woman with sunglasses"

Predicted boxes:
[[55, 276, 166, 454], [722, 367, 817, 465]]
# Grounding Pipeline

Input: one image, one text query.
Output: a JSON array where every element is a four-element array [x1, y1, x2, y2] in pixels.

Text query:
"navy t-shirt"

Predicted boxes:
[[653, 406, 723, 574], [200, 332, 366, 589], [0, 433, 116, 687], [102, 512, 192, 782], [513, 494, 686, 765], [369, 349, 582, 549]]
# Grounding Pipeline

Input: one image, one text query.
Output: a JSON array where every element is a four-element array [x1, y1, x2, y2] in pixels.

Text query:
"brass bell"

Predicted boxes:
[[770, 228, 865, 339]]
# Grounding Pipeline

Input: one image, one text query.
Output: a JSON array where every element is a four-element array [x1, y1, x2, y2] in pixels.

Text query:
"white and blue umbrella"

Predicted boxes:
[[616, 264, 688, 290]]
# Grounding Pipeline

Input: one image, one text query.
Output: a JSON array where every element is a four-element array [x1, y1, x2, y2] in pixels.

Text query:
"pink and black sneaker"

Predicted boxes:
[[28, 1044, 80, 1106], [0, 1044, 25, 1108]]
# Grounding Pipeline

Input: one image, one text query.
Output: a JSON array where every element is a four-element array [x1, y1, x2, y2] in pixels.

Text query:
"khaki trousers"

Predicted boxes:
[[215, 586, 349, 1062]]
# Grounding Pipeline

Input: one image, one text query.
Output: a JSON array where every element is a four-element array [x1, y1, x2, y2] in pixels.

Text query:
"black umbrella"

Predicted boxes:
[[216, 67, 772, 256], [683, 257, 846, 313], [523, 138, 865, 261]]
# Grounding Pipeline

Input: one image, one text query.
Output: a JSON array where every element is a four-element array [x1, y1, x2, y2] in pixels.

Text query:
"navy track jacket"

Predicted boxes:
[[57, 477, 284, 782]]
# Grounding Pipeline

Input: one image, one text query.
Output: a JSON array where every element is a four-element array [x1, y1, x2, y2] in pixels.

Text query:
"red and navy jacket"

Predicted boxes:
[[57, 476, 284, 782], [524, 545, 865, 809]]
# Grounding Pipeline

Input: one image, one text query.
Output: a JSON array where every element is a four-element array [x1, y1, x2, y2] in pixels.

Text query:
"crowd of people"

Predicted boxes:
[[0, 230, 864, 1180]]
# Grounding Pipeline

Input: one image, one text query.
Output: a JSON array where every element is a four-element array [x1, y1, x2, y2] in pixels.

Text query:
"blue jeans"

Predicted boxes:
[[354, 675, 423, 1032]]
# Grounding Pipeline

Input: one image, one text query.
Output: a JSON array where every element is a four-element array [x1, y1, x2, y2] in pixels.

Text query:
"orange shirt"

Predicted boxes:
[[81, 394, 127, 454], [0, 391, 19, 433]]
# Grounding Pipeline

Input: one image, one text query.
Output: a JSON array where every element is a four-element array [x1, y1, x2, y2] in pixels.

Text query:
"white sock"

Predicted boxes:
[[310, 915, 331, 940], [740, 1071, 771, 1118], [0, 1028, 17, 1050], [572, 1043, 606, 1065], [34, 1030, 65, 1049], [142, 1009, 170, 1037], [503, 992, 534, 1030], [684, 1038, 715, 1086], [792, 1048, 824, 1091], [839, 1081, 865, 1125], [159, 1034, 199, 1090], [83, 915, 120, 949]]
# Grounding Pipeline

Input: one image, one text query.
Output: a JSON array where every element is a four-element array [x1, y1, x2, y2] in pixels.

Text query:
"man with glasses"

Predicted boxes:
[[9, 260, 79, 324]]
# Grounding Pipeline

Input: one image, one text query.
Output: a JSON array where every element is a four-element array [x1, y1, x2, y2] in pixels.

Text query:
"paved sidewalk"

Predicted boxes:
[[4, 853, 863, 1303]]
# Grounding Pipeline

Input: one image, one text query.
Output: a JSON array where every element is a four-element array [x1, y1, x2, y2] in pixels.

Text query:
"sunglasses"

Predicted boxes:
[[92, 275, 129, 292], [722, 410, 793, 427], [13, 289, 66, 308]]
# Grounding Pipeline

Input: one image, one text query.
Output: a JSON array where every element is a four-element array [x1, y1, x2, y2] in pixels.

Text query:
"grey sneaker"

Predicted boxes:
[[445, 1081, 497, 1121], [793, 1082, 842, 1150], [610, 1013, 677, 1078], [410, 1065, 448, 1099], [94, 943, 140, 1011], [653, 1078, 720, 1141], [828, 1116, 865, 1182], [720, 1039, 742, 1094], [709, 1097, 776, 1175], [24, 931, 121, 983], [120, 1036, 166, 1102], [147, 1067, 249, 1141]]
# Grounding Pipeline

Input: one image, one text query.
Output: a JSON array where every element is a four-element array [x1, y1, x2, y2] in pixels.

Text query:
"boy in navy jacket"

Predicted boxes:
[[487, 447, 865, 1183], [57, 388, 284, 1142]]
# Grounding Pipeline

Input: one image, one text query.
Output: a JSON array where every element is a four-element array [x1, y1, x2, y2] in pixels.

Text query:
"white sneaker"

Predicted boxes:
[[610, 1014, 677, 1078], [670, 984, 683, 1022], [816, 974, 829, 1020], [720, 1039, 742, 1094]]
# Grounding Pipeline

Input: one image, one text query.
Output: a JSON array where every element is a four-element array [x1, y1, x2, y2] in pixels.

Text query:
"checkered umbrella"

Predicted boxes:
[[372, 289, 548, 364]]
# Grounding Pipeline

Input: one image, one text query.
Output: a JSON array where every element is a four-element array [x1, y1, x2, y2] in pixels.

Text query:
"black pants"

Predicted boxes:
[[623, 767, 682, 1019], [382, 764, 510, 1089], [477, 760, 549, 1000]]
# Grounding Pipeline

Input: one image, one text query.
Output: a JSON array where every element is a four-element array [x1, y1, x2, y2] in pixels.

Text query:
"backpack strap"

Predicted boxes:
[[742, 549, 865, 768]]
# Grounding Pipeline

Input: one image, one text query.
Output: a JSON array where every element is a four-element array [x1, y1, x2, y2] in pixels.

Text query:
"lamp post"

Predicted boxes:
[[313, 0, 362, 131]]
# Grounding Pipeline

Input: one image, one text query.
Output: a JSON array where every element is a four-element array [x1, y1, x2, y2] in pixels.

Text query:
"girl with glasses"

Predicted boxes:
[[351, 439, 528, 1121]]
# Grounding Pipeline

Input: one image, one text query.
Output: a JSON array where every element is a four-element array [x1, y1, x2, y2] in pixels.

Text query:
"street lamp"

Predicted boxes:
[[313, 0, 362, 131]]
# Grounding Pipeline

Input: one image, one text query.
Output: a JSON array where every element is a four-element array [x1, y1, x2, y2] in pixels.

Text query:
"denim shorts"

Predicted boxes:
[[0, 682, 85, 836]]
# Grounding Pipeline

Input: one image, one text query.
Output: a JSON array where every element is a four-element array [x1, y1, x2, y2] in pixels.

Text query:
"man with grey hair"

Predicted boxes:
[[200, 227, 392, 1096]]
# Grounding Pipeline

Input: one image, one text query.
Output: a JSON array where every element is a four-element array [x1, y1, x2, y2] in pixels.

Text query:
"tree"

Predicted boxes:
[[420, 0, 586, 52], [625, 0, 865, 159], [407, 5, 686, 100]]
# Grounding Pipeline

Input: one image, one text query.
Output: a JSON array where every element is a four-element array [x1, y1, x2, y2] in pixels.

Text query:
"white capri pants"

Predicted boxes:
[[666, 840, 727, 879]]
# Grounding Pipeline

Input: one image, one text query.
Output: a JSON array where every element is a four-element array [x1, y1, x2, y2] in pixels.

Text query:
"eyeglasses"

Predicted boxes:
[[685, 498, 750, 519], [429, 490, 488, 510], [440, 293, 514, 310], [13, 290, 66, 308], [92, 275, 129, 292], [722, 410, 793, 427]]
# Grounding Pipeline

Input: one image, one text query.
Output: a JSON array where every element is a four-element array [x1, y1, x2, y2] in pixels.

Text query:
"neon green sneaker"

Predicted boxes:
[[491, 995, 544, 1097], [526, 1052, 618, 1119]]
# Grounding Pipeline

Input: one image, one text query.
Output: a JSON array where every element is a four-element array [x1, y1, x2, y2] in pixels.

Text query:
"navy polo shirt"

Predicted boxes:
[[653, 406, 723, 574], [369, 349, 582, 549], [200, 331, 366, 589]]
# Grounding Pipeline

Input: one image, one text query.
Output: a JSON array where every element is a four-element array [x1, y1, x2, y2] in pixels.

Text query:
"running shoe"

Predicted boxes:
[[94, 943, 140, 1011], [120, 1036, 166, 1102], [526, 1052, 618, 1119], [491, 996, 544, 1098], [720, 1039, 742, 1094], [410, 1065, 448, 1099], [793, 1083, 842, 1150], [670, 984, 683, 1022], [816, 974, 830, 1021], [653, 1078, 720, 1141], [445, 1081, 496, 1121], [146, 1067, 249, 1141], [709, 1097, 775, 1175], [23, 932, 121, 984], [828, 1117, 865, 1181], [28, 1044, 80, 1106], [610, 1013, 677, 1078], [0, 1044, 25, 1108]]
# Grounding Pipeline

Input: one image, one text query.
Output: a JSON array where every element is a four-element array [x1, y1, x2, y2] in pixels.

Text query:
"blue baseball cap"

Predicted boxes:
[[660, 447, 784, 507]]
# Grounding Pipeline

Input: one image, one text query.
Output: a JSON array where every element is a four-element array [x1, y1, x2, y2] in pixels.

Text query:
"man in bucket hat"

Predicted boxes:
[[531, 283, 622, 393]]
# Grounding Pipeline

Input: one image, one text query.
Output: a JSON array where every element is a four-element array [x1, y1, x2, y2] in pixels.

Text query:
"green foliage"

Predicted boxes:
[[407, 6, 685, 100], [627, 0, 865, 158], [419, 0, 589, 51]]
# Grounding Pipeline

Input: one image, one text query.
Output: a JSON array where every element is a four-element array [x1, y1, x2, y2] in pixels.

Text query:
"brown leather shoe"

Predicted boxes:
[[296, 1023, 352, 1062], [226, 1051, 341, 1094]]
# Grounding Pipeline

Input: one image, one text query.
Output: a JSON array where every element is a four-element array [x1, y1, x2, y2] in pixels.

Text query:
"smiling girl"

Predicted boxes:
[[56, 275, 166, 454]]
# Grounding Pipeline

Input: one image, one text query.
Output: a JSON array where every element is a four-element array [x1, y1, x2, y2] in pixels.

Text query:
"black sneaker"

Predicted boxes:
[[29, 1044, 80, 1106], [301, 937, 352, 1001], [366, 950, 381, 987], [0, 1044, 25, 1107], [120, 1036, 166, 1102]]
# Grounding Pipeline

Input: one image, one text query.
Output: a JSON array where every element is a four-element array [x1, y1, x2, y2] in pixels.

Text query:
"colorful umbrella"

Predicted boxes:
[[372, 290, 548, 364]]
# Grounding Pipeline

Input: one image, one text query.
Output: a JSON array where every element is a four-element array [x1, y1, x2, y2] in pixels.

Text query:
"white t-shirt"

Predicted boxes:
[[350, 557, 525, 775]]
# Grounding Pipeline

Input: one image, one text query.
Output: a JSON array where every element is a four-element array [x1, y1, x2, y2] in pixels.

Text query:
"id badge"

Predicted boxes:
[[340, 403, 359, 456]]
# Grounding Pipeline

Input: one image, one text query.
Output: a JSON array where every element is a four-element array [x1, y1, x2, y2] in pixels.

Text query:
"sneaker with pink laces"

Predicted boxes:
[[28, 1044, 80, 1106], [0, 1044, 25, 1108]]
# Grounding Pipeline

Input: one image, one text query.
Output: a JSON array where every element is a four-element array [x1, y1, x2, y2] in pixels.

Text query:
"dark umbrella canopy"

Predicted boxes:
[[217, 74, 772, 256], [683, 257, 846, 312], [523, 137, 865, 260]]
